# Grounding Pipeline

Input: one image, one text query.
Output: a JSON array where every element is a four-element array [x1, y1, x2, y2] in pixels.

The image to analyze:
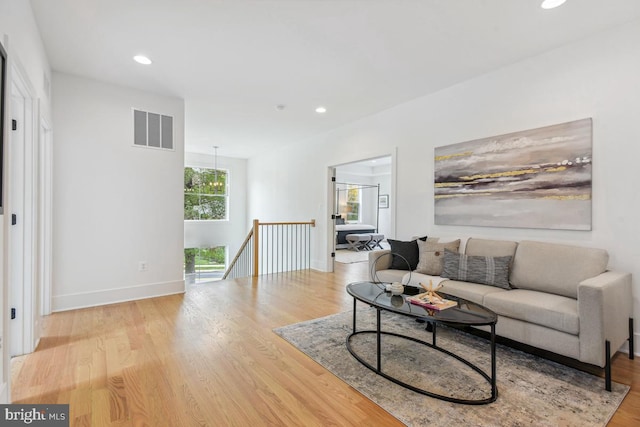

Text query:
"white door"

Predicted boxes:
[[9, 89, 26, 356], [9, 66, 37, 357]]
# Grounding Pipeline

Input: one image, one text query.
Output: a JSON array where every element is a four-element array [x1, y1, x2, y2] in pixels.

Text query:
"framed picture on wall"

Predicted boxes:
[[0, 40, 7, 214], [378, 194, 389, 209]]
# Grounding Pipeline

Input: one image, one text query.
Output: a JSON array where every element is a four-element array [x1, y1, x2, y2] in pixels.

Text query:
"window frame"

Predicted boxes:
[[184, 165, 230, 221]]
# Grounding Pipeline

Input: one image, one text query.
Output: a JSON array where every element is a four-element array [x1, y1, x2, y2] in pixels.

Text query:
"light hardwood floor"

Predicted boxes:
[[11, 262, 640, 426]]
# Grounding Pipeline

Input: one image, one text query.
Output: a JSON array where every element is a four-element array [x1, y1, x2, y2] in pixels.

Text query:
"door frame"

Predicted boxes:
[[327, 150, 397, 272], [38, 114, 52, 317]]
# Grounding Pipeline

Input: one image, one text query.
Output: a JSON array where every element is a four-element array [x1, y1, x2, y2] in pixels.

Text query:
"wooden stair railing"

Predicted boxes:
[[223, 219, 316, 279]]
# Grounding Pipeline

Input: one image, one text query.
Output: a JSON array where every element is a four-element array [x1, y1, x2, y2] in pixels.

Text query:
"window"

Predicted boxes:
[[184, 246, 226, 283], [184, 167, 228, 220], [346, 186, 361, 222]]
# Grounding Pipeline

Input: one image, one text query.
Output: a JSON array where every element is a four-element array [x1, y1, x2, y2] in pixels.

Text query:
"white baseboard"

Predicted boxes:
[[616, 331, 640, 358], [52, 279, 185, 312]]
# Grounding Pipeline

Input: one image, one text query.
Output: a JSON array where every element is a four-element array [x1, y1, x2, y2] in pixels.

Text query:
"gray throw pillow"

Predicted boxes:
[[442, 249, 512, 289]]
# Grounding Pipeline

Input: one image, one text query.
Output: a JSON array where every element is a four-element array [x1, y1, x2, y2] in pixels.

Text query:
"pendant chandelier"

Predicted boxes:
[[211, 145, 223, 194]]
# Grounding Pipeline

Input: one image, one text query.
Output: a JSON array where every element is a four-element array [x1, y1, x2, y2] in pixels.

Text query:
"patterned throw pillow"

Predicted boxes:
[[415, 239, 461, 275], [441, 249, 512, 289]]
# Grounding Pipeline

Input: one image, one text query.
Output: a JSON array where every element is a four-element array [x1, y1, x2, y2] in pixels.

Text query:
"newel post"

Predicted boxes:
[[252, 219, 260, 277]]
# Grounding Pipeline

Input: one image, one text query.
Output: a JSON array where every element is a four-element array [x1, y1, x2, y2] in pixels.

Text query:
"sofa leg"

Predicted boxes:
[[605, 340, 612, 392], [629, 318, 635, 360]]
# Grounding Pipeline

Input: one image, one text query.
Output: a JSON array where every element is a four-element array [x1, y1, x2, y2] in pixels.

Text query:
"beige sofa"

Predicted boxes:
[[369, 237, 634, 390]]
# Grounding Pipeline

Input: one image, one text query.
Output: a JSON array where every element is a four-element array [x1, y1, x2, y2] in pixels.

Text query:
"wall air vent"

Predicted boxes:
[[133, 109, 174, 150]]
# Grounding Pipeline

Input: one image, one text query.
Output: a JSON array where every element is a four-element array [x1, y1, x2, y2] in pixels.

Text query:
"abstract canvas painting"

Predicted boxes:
[[434, 118, 592, 230]]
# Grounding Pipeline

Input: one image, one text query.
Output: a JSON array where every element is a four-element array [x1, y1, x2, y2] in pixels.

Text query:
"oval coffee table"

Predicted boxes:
[[346, 281, 498, 405]]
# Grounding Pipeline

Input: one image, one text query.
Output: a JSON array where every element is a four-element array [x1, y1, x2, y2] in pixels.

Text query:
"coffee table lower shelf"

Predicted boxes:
[[346, 306, 498, 405]]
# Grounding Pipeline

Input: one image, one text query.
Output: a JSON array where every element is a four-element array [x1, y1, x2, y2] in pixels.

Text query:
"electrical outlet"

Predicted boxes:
[[139, 261, 148, 272]]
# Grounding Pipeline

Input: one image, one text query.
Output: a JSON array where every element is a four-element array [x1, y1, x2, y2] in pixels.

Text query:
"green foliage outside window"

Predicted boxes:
[[346, 187, 360, 221], [184, 167, 228, 220], [184, 247, 226, 273]]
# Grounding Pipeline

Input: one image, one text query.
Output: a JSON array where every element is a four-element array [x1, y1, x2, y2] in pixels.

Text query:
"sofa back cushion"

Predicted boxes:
[[465, 238, 518, 258], [510, 240, 609, 298]]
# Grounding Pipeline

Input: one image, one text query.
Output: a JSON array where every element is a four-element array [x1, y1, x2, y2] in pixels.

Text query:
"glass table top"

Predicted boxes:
[[346, 281, 497, 326]]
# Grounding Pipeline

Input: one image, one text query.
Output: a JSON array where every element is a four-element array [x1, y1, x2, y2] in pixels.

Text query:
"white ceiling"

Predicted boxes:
[[30, 0, 640, 159]]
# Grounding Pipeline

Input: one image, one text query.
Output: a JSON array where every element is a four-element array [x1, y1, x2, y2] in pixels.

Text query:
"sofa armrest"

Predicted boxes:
[[578, 271, 632, 367], [368, 249, 392, 273]]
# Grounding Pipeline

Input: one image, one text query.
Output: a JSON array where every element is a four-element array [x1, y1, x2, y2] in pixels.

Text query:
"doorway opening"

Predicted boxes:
[[330, 155, 394, 269]]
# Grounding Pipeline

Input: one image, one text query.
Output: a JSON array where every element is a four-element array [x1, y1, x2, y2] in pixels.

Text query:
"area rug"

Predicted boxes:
[[334, 249, 369, 264], [335, 242, 390, 264], [274, 309, 629, 427]]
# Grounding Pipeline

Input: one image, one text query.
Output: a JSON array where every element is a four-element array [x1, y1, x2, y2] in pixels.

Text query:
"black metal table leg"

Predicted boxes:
[[491, 323, 497, 399], [432, 322, 437, 346], [352, 298, 357, 333], [629, 318, 635, 360], [376, 308, 381, 371]]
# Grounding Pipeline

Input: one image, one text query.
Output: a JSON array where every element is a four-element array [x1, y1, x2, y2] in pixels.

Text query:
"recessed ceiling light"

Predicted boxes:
[[315, 106, 327, 114], [541, 0, 566, 9], [133, 55, 152, 65]]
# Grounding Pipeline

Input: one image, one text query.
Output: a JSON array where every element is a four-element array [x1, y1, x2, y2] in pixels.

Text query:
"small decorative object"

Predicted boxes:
[[419, 280, 444, 301], [406, 280, 457, 311], [390, 282, 404, 295], [390, 294, 404, 307]]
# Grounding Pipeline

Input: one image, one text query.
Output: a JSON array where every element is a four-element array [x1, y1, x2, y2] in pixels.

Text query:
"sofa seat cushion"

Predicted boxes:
[[373, 269, 406, 284], [483, 290, 579, 335], [439, 280, 507, 306]]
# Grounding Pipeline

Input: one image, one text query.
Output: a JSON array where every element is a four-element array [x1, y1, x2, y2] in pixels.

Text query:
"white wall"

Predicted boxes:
[[184, 152, 248, 262], [0, 0, 52, 403], [0, 1, 52, 114], [52, 73, 185, 311], [373, 164, 392, 239], [248, 21, 640, 341]]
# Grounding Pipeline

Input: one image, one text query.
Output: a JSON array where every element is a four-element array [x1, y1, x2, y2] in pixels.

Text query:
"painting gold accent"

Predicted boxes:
[[544, 166, 567, 172], [434, 151, 473, 162], [542, 194, 591, 201], [435, 193, 494, 199], [459, 168, 539, 181]]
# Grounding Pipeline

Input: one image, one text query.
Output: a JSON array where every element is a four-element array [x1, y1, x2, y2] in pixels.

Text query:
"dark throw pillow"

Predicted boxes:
[[441, 249, 512, 289], [387, 239, 419, 270]]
